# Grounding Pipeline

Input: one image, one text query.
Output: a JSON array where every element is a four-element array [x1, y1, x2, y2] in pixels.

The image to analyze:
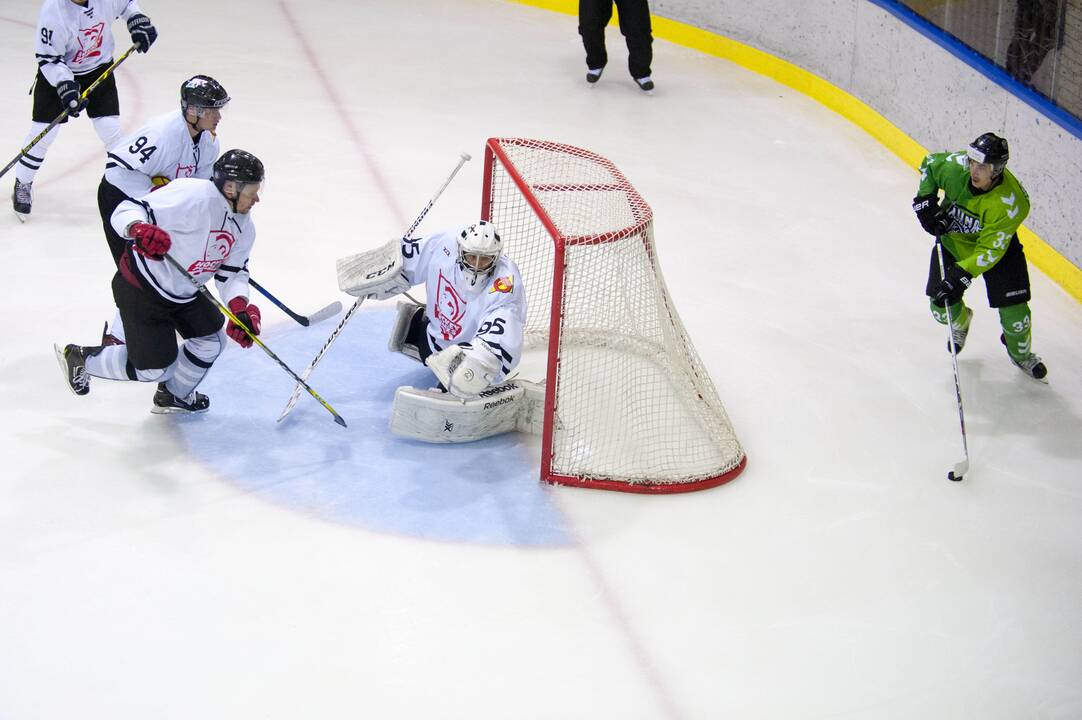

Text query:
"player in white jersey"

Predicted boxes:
[[97, 75, 228, 345], [338, 221, 538, 441], [54, 150, 264, 415], [13, 0, 157, 218], [360, 221, 526, 395]]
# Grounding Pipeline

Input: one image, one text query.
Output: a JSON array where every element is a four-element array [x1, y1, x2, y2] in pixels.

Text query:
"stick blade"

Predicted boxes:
[[948, 459, 969, 481], [304, 301, 343, 326]]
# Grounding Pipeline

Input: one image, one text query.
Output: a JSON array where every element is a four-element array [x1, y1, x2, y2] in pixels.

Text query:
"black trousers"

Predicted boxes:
[[926, 236, 1032, 308], [112, 258, 225, 370], [98, 177, 131, 266], [31, 63, 120, 123], [578, 0, 653, 79]]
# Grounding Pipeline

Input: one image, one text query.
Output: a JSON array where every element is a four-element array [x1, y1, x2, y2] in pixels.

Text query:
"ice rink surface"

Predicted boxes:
[[2, 1, 1081, 718]]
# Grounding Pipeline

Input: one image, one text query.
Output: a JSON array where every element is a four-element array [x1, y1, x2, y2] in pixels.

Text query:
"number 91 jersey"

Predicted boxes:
[[400, 227, 527, 381], [104, 109, 220, 200]]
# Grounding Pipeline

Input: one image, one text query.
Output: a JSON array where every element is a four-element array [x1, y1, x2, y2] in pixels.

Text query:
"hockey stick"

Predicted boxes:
[[249, 278, 342, 327], [160, 252, 347, 427], [1, 45, 138, 181], [935, 239, 970, 481], [276, 151, 472, 423]]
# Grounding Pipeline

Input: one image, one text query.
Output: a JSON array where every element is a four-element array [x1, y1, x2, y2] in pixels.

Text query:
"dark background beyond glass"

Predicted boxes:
[[896, 0, 1080, 121]]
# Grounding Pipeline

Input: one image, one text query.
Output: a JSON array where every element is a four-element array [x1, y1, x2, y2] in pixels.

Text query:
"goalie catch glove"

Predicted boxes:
[[337, 237, 411, 299], [426, 340, 503, 399]]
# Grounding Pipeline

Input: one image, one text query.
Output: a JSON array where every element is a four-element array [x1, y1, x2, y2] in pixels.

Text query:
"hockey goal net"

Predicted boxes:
[[481, 138, 746, 493]]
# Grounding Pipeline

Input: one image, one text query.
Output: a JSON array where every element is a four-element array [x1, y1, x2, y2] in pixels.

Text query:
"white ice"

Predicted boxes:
[[2, 1, 1081, 718]]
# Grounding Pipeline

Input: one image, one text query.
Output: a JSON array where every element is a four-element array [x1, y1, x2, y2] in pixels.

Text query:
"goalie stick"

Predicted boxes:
[[249, 278, 342, 327], [2, 46, 138, 184], [160, 252, 348, 427], [276, 151, 472, 423], [936, 240, 970, 481]]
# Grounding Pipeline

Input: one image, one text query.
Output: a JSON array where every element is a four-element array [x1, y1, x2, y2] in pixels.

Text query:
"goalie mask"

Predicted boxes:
[[457, 221, 502, 287]]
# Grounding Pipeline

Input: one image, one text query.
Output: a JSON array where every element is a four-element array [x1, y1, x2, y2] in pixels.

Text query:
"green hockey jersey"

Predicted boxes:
[[916, 150, 1030, 277]]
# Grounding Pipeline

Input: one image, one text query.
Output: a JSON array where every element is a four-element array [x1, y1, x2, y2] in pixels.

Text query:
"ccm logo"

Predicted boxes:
[[365, 261, 395, 279]]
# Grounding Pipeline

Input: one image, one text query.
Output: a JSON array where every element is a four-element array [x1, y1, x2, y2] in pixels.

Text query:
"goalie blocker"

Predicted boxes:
[[390, 379, 545, 443]]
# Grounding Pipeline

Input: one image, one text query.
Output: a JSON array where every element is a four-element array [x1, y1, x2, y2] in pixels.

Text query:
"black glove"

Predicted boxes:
[[932, 263, 972, 304], [55, 79, 86, 117], [127, 13, 157, 53], [913, 194, 950, 237]]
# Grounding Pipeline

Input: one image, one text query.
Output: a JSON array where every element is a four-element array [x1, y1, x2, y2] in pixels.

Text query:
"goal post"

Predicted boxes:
[[481, 137, 746, 493]]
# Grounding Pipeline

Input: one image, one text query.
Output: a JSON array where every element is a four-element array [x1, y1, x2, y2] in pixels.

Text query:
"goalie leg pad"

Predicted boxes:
[[388, 300, 426, 363], [513, 379, 546, 435], [391, 382, 526, 443]]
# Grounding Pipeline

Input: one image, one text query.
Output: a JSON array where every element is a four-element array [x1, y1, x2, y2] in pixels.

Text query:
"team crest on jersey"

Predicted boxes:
[[175, 164, 196, 179], [72, 23, 105, 64], [435, 270, 466, 340], [489, 276, 513, 294], [188, 231, 235, 275], [945, 205, 981, 235]]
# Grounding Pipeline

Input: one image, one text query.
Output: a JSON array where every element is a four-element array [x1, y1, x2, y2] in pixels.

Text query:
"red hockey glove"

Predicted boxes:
[[129, 222, 171, 259], [226, 297, 261, 348]]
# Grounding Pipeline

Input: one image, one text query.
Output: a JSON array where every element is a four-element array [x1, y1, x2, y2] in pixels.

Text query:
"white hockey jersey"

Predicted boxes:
[[34, 0, 142, 86], [104, 110, 219, 200], [111, 178, 255, 305], [401, 228, 527, 381]]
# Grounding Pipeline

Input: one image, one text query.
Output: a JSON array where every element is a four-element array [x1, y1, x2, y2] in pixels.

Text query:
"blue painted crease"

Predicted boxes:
[[171, 307, 572, 547]]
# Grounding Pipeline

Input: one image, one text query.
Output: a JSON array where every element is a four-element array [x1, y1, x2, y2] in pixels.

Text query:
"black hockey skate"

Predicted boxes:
[[12, 178, 32, 222], [634, 76, 655, 92], [54, 343, 94, 396], [1000, 334, 1048, 382], [151, 383, 210, 414], [586, 67, 603, 84]]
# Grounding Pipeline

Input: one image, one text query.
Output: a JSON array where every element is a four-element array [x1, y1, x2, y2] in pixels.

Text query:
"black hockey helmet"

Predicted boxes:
[[213, 149, 264, 194], [967, 132, 1009, 175], [180, 75, 230, 112]]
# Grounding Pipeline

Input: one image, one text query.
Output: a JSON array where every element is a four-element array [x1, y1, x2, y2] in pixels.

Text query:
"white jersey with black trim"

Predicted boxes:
[[111, 178, 255, 305], [400, 227, 526, 381], [34, 0, 142, 86], [104, 110, 219, 200]]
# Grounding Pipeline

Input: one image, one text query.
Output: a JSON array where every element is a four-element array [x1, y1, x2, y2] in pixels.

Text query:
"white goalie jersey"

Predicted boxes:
[[401, 228, 526, 383]]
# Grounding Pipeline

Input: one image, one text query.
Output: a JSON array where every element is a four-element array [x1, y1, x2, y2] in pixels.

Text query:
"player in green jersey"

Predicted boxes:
[[912, 132, 1047, 381]]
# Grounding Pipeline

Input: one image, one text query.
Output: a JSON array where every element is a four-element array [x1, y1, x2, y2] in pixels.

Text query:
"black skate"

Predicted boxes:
[[54, 343, 93, 396], [151, 383, 210, 414], [586, 67, 603, 84], [1000, 334, 1048, 382], [12, 178, 32, 222], [634, 76, 655, 93]]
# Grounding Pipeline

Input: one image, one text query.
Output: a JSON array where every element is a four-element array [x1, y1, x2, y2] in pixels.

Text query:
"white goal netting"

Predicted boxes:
[[482, 138, 746, 493]]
